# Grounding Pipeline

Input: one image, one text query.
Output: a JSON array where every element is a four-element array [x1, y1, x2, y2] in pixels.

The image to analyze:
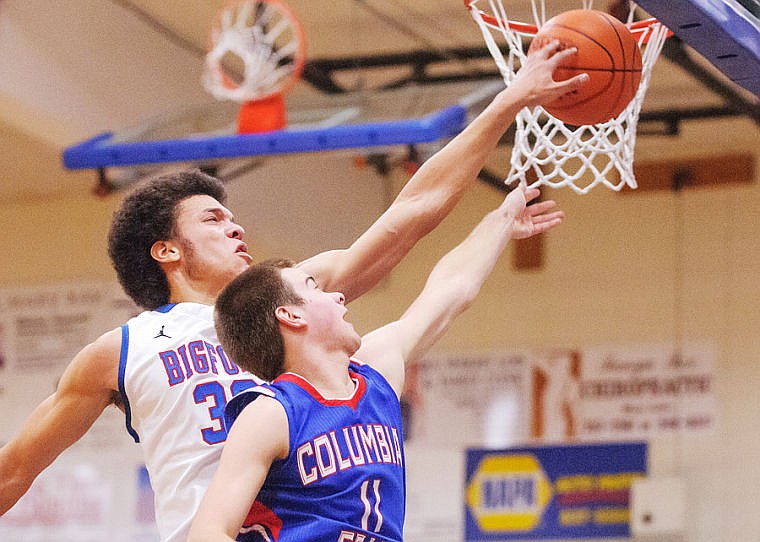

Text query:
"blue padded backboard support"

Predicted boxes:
[[635, 0, 760, 98], [62, 104, 467, 170]]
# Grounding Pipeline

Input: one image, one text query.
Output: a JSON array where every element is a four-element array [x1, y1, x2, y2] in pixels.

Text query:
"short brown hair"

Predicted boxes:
[[214, 258, 301, 380]]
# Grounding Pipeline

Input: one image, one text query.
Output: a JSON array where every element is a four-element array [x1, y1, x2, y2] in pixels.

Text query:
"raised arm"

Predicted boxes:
[[0, 329, 120, 515], [357, 184, 563, 395], [298, 41, 586, 302]]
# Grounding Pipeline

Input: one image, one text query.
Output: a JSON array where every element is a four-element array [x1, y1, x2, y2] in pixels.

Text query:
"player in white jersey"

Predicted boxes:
[[120, 303, 263, 541], [0, 41, 586, 542]]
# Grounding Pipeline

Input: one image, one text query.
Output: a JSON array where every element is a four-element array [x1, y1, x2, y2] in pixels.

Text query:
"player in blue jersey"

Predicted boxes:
[[189, 181, 564, 542], [0, 40, 585, 542]]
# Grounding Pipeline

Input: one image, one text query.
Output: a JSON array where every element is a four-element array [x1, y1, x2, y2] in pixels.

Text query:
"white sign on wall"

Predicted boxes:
[[577, 342, 715, 439], [404, 342, 716, 448]]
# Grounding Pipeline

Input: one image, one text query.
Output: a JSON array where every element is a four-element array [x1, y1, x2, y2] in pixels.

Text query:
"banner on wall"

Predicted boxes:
[[403, 342, 715, 447], [0, 282, 139, 372], [0, 282, 140, 438], [464, 442, 647, 540]]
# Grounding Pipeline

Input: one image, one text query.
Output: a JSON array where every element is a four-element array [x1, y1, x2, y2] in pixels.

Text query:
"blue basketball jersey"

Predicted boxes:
[[225, 360, 406, 542]]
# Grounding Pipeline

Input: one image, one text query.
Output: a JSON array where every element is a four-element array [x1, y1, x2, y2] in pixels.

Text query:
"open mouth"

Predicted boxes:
[[235, 243, 252, 262]]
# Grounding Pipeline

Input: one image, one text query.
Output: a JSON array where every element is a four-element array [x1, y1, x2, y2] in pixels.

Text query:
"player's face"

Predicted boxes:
[[281, 267, 361, 354], [173, 195, 253, 293]]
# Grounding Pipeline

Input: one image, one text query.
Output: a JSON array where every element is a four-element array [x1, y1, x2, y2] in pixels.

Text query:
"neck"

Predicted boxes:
[[283, 341, 355, 399], [169, 289, 217, 306], [166, 273, 222, 306]]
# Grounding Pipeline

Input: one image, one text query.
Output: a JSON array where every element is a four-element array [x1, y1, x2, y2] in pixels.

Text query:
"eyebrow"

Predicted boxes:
[[203, 206, 232, 219]]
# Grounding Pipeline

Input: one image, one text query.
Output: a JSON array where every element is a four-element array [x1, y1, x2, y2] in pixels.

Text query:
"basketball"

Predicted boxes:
[[527, 9, 643, 126]]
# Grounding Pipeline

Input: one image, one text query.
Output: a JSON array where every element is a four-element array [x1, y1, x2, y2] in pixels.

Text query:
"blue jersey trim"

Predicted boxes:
[[155, 303, 177, 313], [118, 324, 140, 443], [224, 385, 273, 432]]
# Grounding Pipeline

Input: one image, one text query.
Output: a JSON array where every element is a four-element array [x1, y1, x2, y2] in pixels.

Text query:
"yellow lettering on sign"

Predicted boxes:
[[594, 507, 630, 524], [560, 508, 591, 526]]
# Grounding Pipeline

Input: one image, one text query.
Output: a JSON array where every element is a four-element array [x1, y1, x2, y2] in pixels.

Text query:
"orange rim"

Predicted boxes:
[[463, 0, 672, 44]]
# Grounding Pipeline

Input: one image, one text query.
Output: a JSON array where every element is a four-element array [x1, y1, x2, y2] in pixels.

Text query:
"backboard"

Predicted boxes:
[[62, 81, 504, 171], [635, 0, 760, 98]]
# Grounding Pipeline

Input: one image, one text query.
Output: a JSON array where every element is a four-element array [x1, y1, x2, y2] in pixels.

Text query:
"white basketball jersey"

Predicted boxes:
[[119, 302, 261, 542]]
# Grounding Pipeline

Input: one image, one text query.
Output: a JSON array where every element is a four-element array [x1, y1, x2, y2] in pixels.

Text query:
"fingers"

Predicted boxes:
[[526, 199, 557, 214], [515, 211, 563, 239], [530, 40, 578, 66], [547, 44, 578, 65], [532, 210, 565, 225], [532, 216, 563, 234], [530, 39, 565, 60], [544, 45, 590, 92], [530, 42, 589, 92], [512, 186, 564, 222], [558, 72, 590, 94], [523, 186, 540, 202]]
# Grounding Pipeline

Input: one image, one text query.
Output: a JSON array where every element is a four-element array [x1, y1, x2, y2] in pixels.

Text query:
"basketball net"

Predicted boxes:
[[466, 0, 670, 194], [203, 0, 307, 133]]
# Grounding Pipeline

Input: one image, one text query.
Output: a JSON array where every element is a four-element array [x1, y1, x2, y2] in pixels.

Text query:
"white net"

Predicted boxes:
[[467, 0, 670, 194], [203, 0, 306, 102]]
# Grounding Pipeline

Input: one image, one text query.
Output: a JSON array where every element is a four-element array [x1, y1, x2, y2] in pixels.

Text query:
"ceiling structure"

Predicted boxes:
[[2, 0, 759, 203]]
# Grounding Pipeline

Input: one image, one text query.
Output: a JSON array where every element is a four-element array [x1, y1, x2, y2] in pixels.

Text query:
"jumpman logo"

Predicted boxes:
[[154, 325, 171, 339]]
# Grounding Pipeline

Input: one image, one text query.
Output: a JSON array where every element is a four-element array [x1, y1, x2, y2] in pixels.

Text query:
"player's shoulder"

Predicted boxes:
[[59, 327, 123, 392], [226, 385, 285, 431], [80, 326, 123, 364], [226, 390, 290, 460]]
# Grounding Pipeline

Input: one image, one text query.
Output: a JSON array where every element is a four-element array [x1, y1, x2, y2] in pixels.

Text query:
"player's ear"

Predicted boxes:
[[151, 240, 181, 263], [275, 306, 306, 329]]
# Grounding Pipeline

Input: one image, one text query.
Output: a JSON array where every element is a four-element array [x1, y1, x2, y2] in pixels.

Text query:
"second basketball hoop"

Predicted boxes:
[[203, 0, 307, 133]]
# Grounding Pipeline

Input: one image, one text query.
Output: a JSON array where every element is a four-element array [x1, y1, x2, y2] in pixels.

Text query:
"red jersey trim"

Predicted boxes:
[[275, 368, 366, 410]]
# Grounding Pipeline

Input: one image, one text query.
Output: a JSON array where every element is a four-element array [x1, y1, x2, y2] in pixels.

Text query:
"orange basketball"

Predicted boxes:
[[528, 9, 642, 126]]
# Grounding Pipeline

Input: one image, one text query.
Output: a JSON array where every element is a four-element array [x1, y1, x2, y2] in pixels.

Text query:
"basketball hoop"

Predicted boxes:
[[465, 0, 670, 194], [203, 0, 307, 133]]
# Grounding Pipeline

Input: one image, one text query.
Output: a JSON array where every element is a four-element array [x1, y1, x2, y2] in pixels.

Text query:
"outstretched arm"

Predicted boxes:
[[357, 184, 563, 395], [0, 330, 120, 515], [298, 41, 586, 302]]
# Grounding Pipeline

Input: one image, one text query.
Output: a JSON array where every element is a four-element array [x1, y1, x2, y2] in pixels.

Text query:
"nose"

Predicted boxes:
[[333, 291, 346, 305], [228, 223, 245, 239]]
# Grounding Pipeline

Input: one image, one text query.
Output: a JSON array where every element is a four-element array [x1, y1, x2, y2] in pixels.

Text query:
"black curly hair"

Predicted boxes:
[[108, 169, 226, 310]]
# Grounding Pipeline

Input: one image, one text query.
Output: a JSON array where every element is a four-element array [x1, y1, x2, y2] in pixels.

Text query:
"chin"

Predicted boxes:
[[233, 260, 251, 276], [350, 335, 362, 354], [342, 333, 361, 356]]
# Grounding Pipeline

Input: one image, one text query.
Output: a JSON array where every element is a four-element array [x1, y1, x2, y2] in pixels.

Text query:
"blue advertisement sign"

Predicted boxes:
[[465, 442, 647, 540]]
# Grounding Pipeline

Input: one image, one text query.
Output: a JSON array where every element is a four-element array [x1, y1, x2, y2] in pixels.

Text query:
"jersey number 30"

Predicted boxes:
[[193, 379, 258, 445]]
